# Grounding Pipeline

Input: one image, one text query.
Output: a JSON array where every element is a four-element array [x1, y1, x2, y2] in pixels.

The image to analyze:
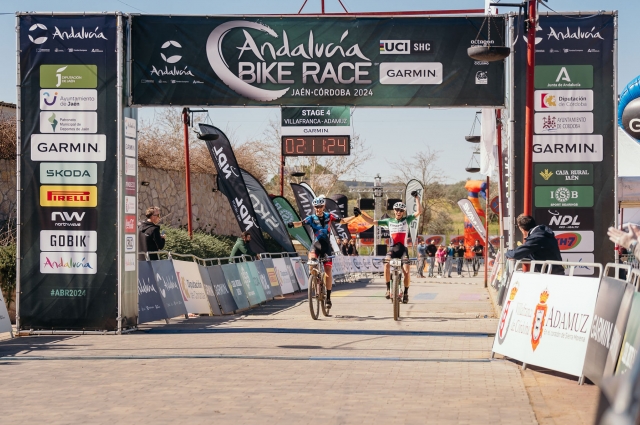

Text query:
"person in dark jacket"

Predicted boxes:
[[230, 231, 255, 258], [138, 206, 165, 260], [426, 240, 438, 277], [506, 214, 565, 275]]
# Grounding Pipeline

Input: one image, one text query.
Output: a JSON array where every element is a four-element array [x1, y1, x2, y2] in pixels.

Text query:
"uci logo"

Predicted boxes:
[[160, 40, 182, 64], [379, 40, 410, 54], [29, 23, 48, 45]]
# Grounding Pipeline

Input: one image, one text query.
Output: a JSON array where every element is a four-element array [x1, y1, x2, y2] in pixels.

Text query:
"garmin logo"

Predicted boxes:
[[31, 135, 106, 162]]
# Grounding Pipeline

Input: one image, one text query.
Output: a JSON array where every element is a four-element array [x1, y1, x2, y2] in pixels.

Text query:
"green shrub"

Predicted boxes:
[[0, 242, 16, 308]]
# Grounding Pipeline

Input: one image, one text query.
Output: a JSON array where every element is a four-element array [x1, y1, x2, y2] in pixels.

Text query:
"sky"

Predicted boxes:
[[3, 0, 638, 184]]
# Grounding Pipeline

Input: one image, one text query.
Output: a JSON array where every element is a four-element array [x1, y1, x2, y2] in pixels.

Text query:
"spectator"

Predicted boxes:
[[435, 245, 446, 277], [348, 239, 358, 256], [336, 238, 343, 254], [472, 240, 484, 276], [138, 206, 165, 261], [341, 238, 349, 256], [445, 242, 455, 278], [416, 238, 427, 278], [506, 214, 565, 274], [426, 239, 437, 277], [454, 242, 466, 276], [230, 231, 255, 258]]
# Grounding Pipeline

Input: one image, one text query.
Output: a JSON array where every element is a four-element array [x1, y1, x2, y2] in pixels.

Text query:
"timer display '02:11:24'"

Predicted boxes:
[[281, 136, 351, 156]]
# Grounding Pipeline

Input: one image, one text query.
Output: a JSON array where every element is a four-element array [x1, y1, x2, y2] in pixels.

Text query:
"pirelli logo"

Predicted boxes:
[[40, 186, 97, 207]]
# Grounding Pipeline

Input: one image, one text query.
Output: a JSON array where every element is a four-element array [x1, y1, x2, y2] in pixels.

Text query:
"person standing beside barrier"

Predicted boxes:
[[454, 242, 465, 276], [138, 206, 166, 261], [445, 242, 455, 278], [426, 239, 437, 277], [472, 240, 484, 276], [435, 245, 446, 277], [505, 214, 564, 274], [416, 238, 427, 278], [230, 231, 255, 259]]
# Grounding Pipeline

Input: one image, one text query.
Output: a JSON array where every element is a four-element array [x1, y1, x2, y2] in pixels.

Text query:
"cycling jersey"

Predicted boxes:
[[377, 215, 417, 245], [302, 212, 340, 242]]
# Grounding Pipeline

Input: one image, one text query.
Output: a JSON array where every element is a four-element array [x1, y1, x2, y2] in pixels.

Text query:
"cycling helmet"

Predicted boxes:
[[393, 202, 406, 211], [312, 196, 326, 207]]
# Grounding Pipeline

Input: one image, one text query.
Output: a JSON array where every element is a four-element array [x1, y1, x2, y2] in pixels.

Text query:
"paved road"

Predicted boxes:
[[0, 276, 596, 424]]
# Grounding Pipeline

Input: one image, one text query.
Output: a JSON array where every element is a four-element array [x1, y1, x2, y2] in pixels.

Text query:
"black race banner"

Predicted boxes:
[[130, 16, 505, 107], [200, 124, 266, 254], [138, 261, 168, 324], [150, 260, 188, 318], [583, 276, 633, 386], [329, 194, 349, 218], [206, 265, 238, 314], [290, 183, 316, 242], [221, 263, 250, 310], [324, 197, 351, 241], [511, 14, 616, 271], [198, 264, 223, 315], [18, 15, 120, 330]]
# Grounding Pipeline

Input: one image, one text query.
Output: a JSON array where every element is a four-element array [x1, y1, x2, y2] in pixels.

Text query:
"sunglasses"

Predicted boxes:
[[394, 208, 405, 212]]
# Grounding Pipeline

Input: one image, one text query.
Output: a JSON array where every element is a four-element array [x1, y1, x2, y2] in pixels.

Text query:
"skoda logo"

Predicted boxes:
[[28, 23, 48, 45], [160, 40, 182, 64]]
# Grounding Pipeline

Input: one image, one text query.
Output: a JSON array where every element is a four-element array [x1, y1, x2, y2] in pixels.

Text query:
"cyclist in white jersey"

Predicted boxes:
[[354, 191, 422, 303]]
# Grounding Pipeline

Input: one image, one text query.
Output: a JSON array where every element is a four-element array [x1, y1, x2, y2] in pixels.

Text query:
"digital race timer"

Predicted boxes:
[[281, 136, 351, 156]]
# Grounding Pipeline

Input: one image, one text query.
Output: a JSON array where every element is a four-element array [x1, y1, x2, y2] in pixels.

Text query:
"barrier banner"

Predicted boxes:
[[260, 258, 284, 296], [200, 124, 266, 254], [150, 260, 188, 318], [372, 257, 385, 272], [206, 265, 238, 314], [221, 263, 251, 310], [272, 196, 312, 250], [130, 15, 505, 107], [171, 260, 212, 314], [606, 284, 635, 376], [290, 258, 309, 290], [273, 258, 296, 294], [198, 264, 223, 316], [0, 289, 11, 334], [237, 262, 263, 306], [284, 258, 301, 292], [18, 15, 120, 330], [616, 293, 640, 375], [492, 271, 600, 377], [138, 261, 168, 324], [583, 276, 634, 385], [245, 262, 267, 302], [250, 261, 273, 300]]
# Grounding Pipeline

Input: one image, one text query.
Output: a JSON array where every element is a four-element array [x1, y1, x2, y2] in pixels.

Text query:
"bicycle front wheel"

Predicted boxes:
[[393, 272, 401, 321], [308, 274, 320, 320]]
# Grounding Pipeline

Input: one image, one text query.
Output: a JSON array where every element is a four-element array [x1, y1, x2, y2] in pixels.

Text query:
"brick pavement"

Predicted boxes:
[[0, 275, 595, 424]]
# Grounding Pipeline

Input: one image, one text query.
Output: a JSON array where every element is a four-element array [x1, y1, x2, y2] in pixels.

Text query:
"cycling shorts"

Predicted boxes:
[[386, 242, 409, 260], [311, 238, 333, 267]]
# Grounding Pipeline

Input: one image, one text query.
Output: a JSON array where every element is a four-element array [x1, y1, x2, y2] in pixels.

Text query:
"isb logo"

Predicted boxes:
[[379, 40, 433, 55]]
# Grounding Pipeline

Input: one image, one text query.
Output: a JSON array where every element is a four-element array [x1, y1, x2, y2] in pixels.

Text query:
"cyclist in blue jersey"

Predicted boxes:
[[288, 196, 358, 308]]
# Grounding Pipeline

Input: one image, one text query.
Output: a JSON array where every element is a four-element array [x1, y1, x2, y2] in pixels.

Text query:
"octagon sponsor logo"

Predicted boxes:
[[555, 231, 594, 252]]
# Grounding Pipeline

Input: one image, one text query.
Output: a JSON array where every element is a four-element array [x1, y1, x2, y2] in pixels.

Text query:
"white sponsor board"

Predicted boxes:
[[556, 230, 594, 253], [40, 252, 98, 274], [124, 117, 137, 138], [281, 127, 351, 136], [172, 260, 212, 314], [125, 157, 136, 176], [535, 89, 593, 111], [534, 112, 593, 134], [31, 134, 106, 162], [125, 137, 136, 157], [533, 135, 603, 162], [125, 234, 136, 252], [0, 288, 12, 334], [561, 253, 596, 276], [39, 111, 97, 134], [380, 62, 443, 85], [40, 230, 97, 252], [125, 196, 136, 214], [125, 253, 136, 272], [272, 258, 295, 294], [40, 162, 97, 185], [492, 271, 600, 377], [290, 258, 309, 290], [39, 89, 97, 111]]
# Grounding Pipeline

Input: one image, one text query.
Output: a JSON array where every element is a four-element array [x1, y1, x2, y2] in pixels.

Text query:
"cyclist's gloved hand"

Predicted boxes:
[[287, 222, 294, 229], [353, 207, 361, 217], [411, 190, 419, 198]]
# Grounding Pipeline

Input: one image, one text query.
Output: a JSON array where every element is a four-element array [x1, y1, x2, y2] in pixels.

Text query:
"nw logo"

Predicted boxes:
[[540, 169, 554, 181]]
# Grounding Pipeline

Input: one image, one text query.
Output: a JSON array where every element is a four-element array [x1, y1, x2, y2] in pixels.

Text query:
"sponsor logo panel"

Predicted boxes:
[[534, 186, 594, 208], [40, 64, 97, 89], [534, 163, 593, 185], [535, 89, 593, 111], [41, 209, 98, 231], [125, 157, 136, 176], [534, 65, 593, 89], [533, 135, 602, 162], [125, 235, 136, 252], [39, 89, 97, 111], [40, 252, 97, 274], [39, 162, 97, 185], [40, 185, 97, 207], [125, 196, 136, 214], [124, 117, 137, 138], [379, 40, 433, 54], [379, 63, 442, 85], [561, 253, 596, 276], [125, 253, 136, 271], [534, 112, 593, 134], [555, 230, 594, 252], [125, 176, 136, 195], [40, 230, 98, 252], [125, 215, 137, 233], [125, 137, 136, 157], [534, 208, 594, 231], [39, 111, 97, 133], [31, 134, 106, 161]]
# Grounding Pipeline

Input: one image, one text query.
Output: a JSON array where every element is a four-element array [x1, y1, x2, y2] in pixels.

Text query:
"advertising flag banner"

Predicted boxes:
[[405, 179, 424, 248], [583, 277, 633, 386], [492, 271, 600, 377], [200, 124, 266, 254], [291, 183, 317, 242], [221, 263, 250, 310], [236, 262, 263, 306], [480, 108, 496, 176], [259, 258, 284, 296], [206, 265, 238, 314], [18, 14, 120, 330], [150, 260, 188, 319], [458, 199, 486, 240], [138, 261, 168, 324], [198, 264, 223, 316], [329, 194, 349, 218], [131, 16, 505, 107], [246, 261, 270, 301], [272, 258, 296, 294], [272, 196, 312, 250], [171, 260, 213, 315], [324, 197, 351, 241]]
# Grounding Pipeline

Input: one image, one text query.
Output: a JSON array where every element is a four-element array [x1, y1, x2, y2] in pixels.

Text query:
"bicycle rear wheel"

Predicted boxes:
[[308, 274, 320, 320], [393, 272, 401, 321]]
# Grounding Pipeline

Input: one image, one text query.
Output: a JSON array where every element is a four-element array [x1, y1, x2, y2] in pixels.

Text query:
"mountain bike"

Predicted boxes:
[[307, 255, 333, 320], [387, 258, 407, 321]]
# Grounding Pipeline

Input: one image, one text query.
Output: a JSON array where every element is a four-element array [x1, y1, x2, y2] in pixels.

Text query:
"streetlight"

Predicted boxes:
[[373, 174, 383, 250]]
